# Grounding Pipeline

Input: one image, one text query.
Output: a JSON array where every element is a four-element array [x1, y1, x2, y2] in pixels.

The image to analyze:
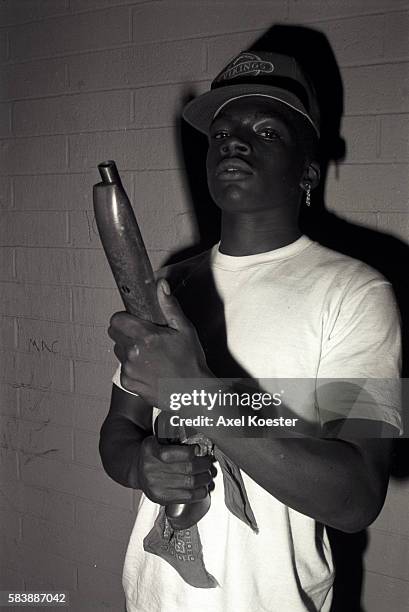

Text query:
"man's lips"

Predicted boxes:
[[216, 158, 253, 179]]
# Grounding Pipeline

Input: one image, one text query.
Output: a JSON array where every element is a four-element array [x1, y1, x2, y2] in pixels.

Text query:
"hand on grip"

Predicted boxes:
[[107, 279, 211, 408], [137, 436, 216, 505]]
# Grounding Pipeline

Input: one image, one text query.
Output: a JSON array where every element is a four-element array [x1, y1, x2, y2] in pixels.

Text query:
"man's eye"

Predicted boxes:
[[258, 128, 281, 140], [212, 130, 229, 140]]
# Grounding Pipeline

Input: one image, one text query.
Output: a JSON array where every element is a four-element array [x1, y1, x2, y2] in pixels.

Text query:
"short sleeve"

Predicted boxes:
[[112, 364, 161, 424], [112, 363, 139, 397], [317, 277, 402, 434]]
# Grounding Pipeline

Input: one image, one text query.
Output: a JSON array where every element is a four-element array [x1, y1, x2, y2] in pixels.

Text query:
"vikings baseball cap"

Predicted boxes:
[[183, 50, 320, 137]]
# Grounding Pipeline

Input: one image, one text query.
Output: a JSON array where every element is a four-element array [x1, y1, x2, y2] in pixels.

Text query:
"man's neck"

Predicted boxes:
[[219, 212, 301, 256]]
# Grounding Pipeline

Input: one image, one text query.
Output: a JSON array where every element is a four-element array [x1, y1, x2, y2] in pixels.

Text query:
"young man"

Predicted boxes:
[[100, 51, 401, 611]]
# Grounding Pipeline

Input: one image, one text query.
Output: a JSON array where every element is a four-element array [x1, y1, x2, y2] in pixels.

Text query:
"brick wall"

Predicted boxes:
[[0, 1, 408, 610]]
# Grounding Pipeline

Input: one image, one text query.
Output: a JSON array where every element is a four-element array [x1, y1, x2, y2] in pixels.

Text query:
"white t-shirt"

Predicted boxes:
[[113, 235, 401, 612]]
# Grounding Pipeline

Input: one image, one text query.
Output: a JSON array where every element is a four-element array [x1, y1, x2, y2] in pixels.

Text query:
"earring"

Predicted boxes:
[[305, 183, 311, 207]]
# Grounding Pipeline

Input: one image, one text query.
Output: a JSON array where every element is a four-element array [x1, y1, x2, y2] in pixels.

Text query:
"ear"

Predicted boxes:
[[300, 161, 320, 191]]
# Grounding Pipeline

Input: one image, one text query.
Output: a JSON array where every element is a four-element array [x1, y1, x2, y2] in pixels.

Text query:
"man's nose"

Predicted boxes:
[[220, 136, 251, 156]]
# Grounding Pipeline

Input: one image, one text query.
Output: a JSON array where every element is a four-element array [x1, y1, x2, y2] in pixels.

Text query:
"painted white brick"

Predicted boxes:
[[70, 0, 147, 8], [363, 571, 409, 612], [0, 0, 69, 26], [0, 282, 71, 321], [76, 498, 135, 543], [0, 508, 20, 539], [33, 486, 76, 527], [384, 11, 409, 59], [17, 318, 114, 364], [0, 316, 15, 350], [76, 564, 124, 609], [0, 250, 15, 281], [0, 58, 66, 101], [0, 447, 19, 483], [14, 351, 72, 393], [372, 479, 409, 537], [0, 31, 7, 62], [19, 420, 73, 464], [13, 171, 131, 213], [325, 163, 409, 212], [9, 7, 130, 61], [73, 360, 115, 398], [67, 593, 120, 612], [22, 514, 127, 572], [14, 173, 97, 211], [342, 63, 409, 114], [132, 1, 287, 44], [20, 389, 75, 427], [133, 81, 210, 128], [0, 416, 73, 463], [0, 103, 11, 138], [288, 0, 409, 21], [341, 115, 378, 162], [388, 477, 409, 498], [68, 128, 180, 171], [335, 211, 378, 231], [20, 455, 133, 509], [365, 529, 409, 581], [0, 211, 68, 247], [69, 248, 116, 288], [68, 39, 206, 92], [133, 171, 202, 253], [0, 136, 67, 174], [2, 537, 78, 591], [0, 480, 28, 514], [134, 170, 195, 217], [0, 177, 12, 210], [377, 213, 409, 243], [309, 14, 385, 65], [13, 90, 132, 136], [74, 429, 101, 467], [72, 286, 122, 325], [0, 566, 24, 590], [0, 416, 18, 450], [0, 350, 17, 386], [137, 203, 199, 251], [15, 248, 115, 288], [148, 248, 172, 271], [380, 114, 409, 161], [0, 383, 18, 417], [0, 480, 75, 527], [73, 393, 111, 433], [68, 211, 103, 248]]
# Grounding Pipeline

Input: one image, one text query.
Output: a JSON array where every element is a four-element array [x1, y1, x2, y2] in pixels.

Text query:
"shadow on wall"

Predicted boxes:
[[165, 24, 409, 612]]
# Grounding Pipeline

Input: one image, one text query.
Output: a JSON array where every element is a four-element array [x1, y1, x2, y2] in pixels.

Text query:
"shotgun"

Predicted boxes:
[[93, 160, 210, 529]]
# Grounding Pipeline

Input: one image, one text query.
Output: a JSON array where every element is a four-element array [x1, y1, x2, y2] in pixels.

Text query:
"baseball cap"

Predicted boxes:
[[183, 50, 320, 137]]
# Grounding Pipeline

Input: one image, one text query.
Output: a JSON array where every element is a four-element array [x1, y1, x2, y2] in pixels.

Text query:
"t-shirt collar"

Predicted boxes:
[[211, 235, 313, 270]]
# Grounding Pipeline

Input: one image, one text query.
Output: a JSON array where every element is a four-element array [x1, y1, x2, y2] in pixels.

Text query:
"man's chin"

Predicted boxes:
[[215, 195, 270, 215], [212, 183, 253, 209]]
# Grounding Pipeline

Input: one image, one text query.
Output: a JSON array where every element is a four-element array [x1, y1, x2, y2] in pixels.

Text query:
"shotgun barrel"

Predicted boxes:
[[93, 160, 210, 530], [93, 161, 166, 325]]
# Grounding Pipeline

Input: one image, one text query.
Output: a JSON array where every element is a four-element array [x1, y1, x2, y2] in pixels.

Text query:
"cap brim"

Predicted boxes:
[[182, 84, 319, 136]]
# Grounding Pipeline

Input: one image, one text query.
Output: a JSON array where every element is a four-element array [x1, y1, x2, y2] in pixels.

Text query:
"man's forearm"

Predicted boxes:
[[99, 415, 147, 489], [211, 434, 385, 533]]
